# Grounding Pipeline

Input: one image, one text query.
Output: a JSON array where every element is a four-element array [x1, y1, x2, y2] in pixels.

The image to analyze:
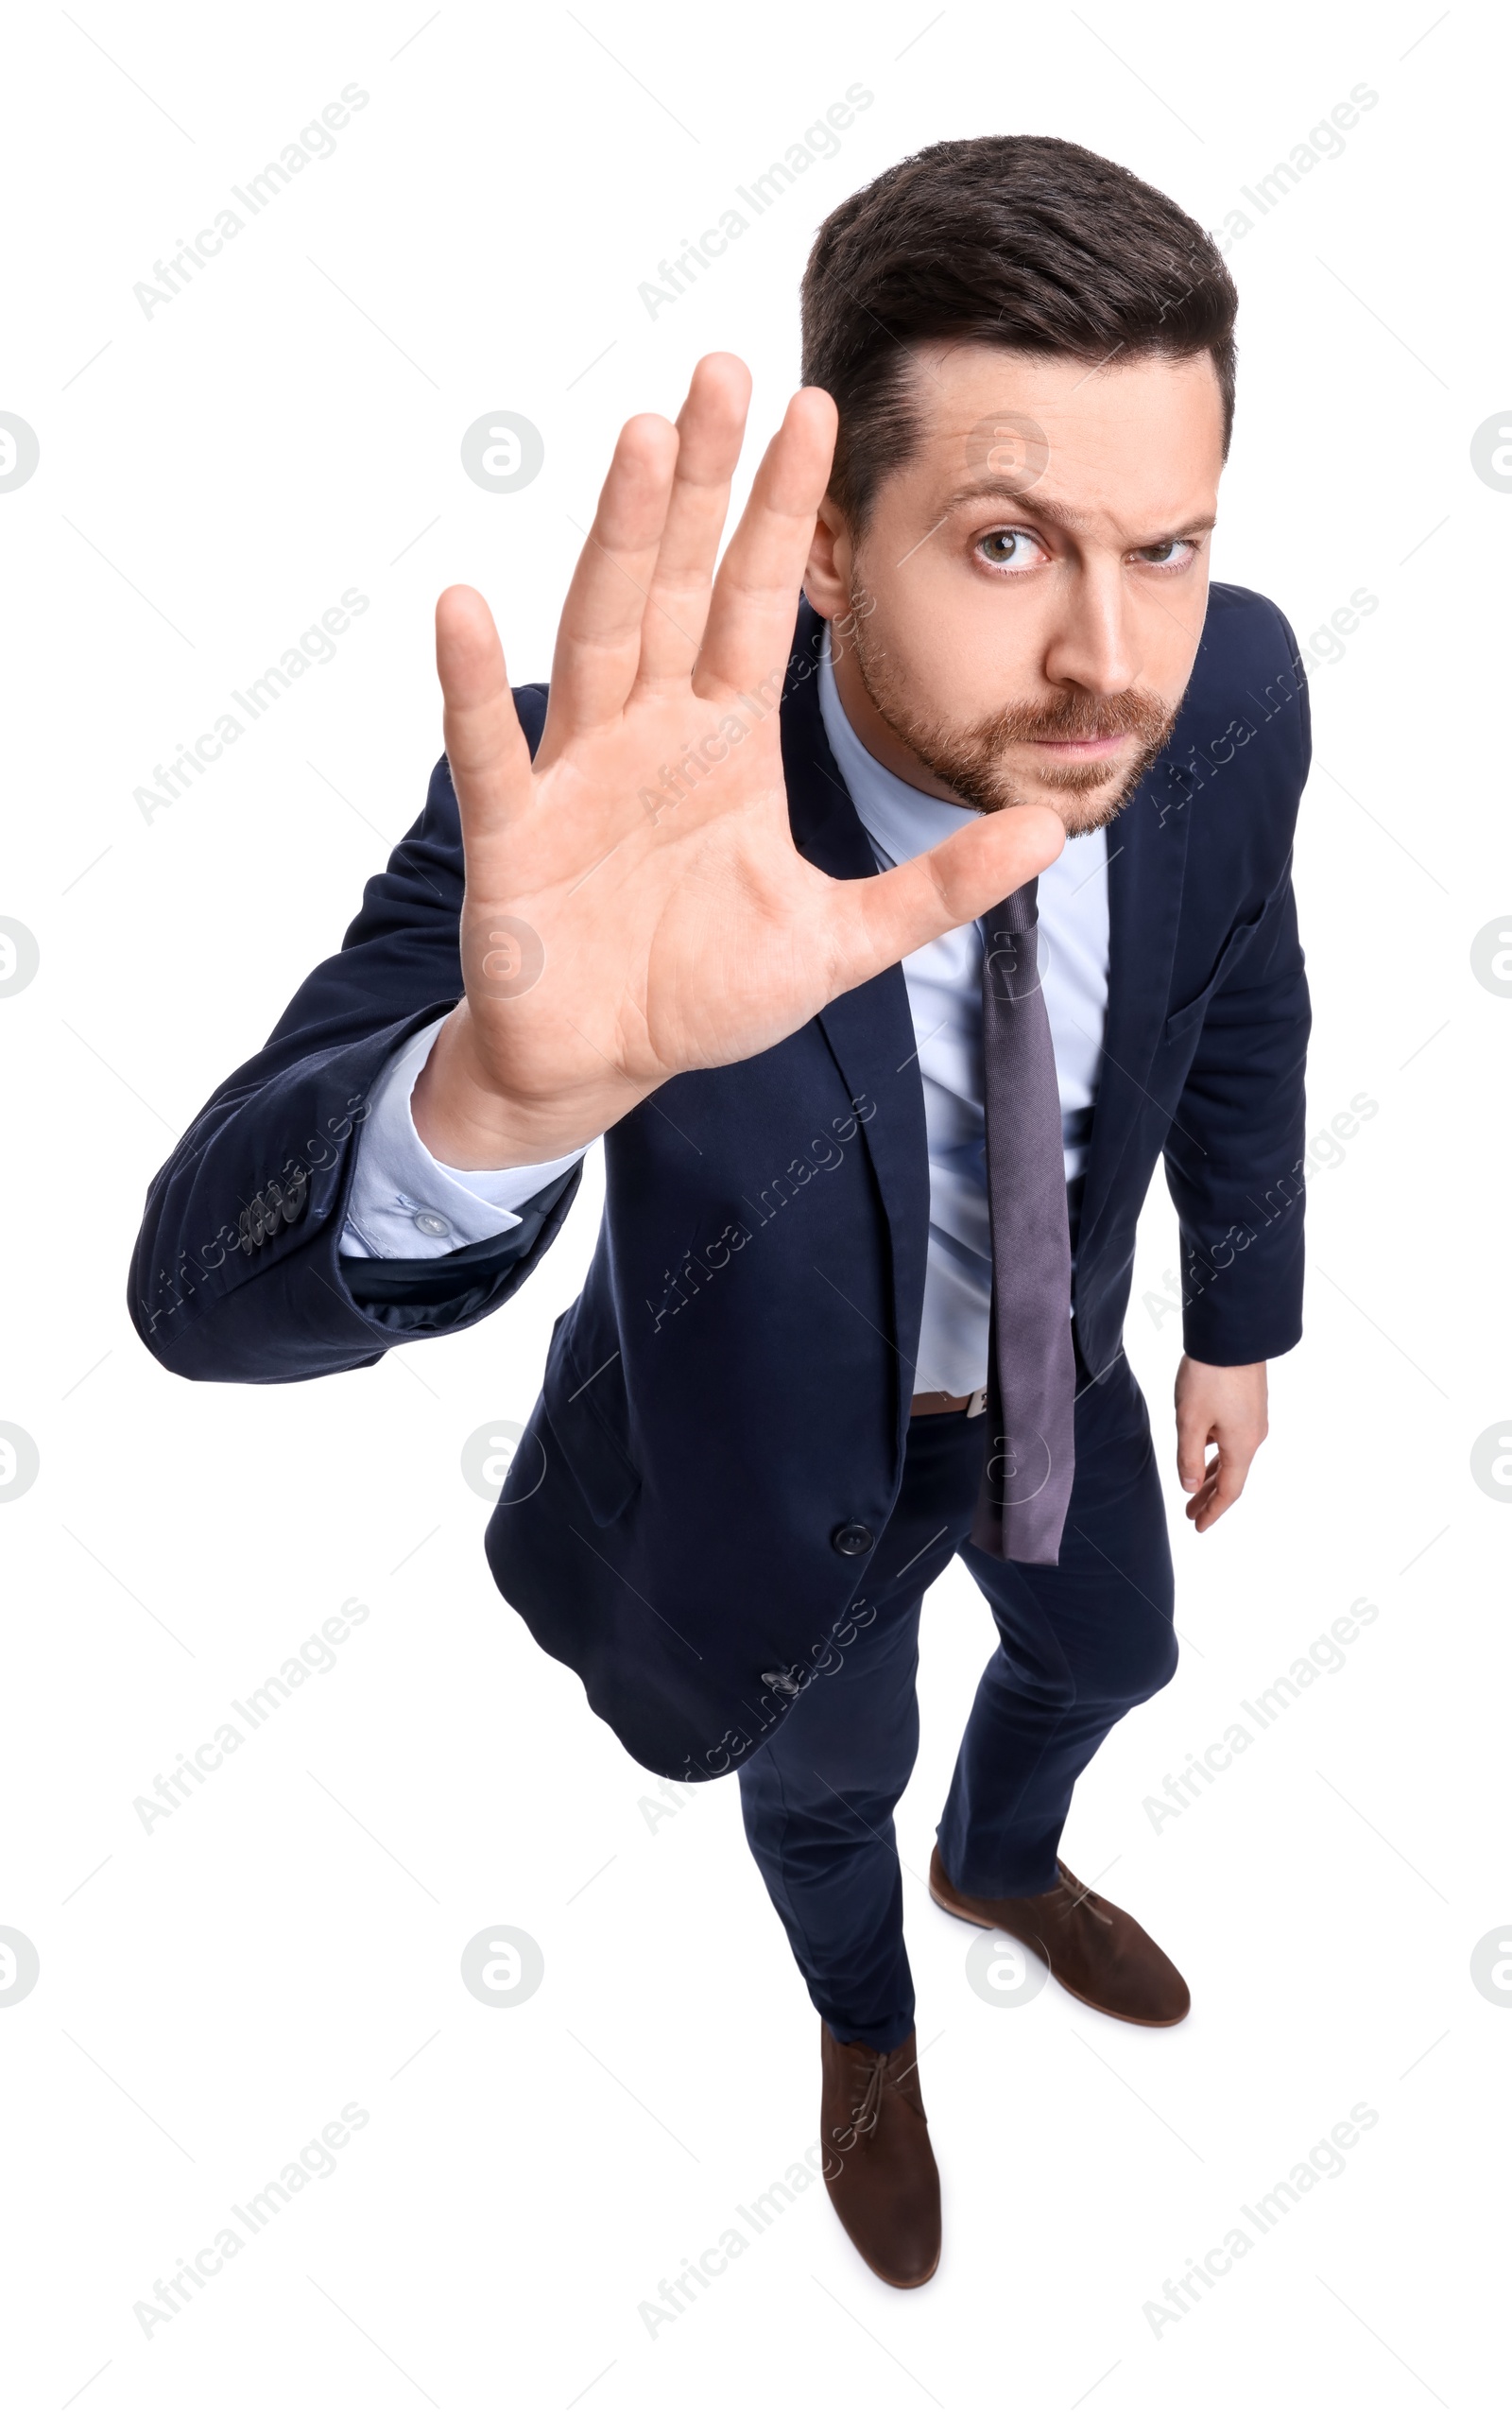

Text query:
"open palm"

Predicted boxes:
[[415, 354, 1065, 1170]]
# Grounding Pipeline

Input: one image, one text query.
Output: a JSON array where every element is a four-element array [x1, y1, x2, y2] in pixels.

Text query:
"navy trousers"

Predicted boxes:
[[736, 1342, 1177, 2052]]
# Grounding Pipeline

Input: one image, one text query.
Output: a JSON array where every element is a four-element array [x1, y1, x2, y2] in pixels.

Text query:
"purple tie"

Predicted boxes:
[[970, 878, 1076, 1564]]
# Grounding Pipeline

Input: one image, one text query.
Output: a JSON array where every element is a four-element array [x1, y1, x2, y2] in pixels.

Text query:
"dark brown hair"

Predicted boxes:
[[801, 134, 1237, 531]]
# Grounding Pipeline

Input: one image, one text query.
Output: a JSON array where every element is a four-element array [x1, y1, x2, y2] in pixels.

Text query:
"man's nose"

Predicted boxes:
[[1041, 561, 1143, 696]]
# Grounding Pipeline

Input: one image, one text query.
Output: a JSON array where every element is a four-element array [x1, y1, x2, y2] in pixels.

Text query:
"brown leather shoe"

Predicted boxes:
[[929, 1843, 1190, 2026], [819, 2022, 940, 2288]]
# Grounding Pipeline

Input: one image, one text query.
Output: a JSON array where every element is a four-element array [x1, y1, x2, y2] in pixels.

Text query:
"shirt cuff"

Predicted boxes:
[[340, 1013, 589, 1260]]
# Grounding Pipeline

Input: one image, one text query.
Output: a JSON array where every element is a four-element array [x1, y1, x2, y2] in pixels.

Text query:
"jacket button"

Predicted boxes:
[[831, 1521, 873, 1557]]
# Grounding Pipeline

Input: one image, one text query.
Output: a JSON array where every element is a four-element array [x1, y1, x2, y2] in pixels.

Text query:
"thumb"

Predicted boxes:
[[1176, 1411, 1212, 1494], [832, 802, 1068, 994]]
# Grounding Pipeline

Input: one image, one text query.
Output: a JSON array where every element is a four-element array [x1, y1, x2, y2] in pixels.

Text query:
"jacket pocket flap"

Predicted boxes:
[[1163, 902, 1269, 1043]]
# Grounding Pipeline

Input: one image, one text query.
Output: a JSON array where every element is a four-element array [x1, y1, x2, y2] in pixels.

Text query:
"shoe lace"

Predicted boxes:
[[1057, 1863, 1113, 1926], [850, 2043, 900, 2137]]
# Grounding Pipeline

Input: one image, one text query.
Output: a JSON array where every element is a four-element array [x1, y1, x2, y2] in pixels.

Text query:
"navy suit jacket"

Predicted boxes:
[[129, 587, 1311, 1781]]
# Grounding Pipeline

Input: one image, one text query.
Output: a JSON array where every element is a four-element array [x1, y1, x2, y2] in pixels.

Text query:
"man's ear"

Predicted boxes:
[[800, 497, 851, 621]]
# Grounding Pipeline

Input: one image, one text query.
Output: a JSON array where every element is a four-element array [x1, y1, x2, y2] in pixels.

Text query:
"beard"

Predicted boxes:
[[847, 601, 1178, 834]]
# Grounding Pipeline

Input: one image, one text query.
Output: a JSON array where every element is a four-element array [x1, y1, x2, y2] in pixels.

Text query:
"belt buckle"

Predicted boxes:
[[967, 1387, 988, 1418]]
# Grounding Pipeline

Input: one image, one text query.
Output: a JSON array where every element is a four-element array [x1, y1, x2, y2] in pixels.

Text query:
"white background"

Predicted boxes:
[[2, 2, 1505, 2411]]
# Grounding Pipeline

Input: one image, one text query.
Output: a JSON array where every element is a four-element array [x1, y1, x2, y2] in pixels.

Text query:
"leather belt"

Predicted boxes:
[[910, 1387, 988, 1418]]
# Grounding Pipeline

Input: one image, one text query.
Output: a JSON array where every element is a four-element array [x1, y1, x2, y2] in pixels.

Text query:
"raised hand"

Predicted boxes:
[[413, 354, 1066, 1169]]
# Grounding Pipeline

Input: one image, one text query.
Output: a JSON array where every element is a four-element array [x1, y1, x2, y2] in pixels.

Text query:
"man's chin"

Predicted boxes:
[[1026, 736, 1173, 831], [1046, 786, 1137, 837], [988, 763, 1145, 834]]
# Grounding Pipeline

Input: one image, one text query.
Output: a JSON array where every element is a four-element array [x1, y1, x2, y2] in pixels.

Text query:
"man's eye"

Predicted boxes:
[[977, 528, 1042, 568], [1132, 539, 1197, 568]]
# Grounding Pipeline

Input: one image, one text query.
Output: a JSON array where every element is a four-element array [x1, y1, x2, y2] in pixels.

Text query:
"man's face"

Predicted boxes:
[[803, 343, 1225, 832]]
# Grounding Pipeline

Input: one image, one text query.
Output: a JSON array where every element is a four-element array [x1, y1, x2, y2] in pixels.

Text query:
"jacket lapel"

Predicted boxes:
[[781, 607, 932, 1435], [1074, 772, 1192, 1274]]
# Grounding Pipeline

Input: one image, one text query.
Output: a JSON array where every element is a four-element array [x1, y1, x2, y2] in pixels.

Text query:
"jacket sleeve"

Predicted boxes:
[[127, 709, 580, 1384], [1161, 625, 1313, 1367]]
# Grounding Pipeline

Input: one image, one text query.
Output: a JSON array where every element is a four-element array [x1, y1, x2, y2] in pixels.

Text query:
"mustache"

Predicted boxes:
[[913, 682, 1178, 824], [841, 602, 1178, 827], [973, 687, 1173, 749]]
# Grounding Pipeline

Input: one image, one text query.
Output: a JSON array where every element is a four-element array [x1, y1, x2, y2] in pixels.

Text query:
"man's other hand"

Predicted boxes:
[[1174, 1356, 1268, 1532]]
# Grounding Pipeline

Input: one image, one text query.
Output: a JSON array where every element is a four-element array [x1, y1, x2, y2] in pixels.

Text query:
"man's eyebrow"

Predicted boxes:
[[935, 478, 1216, 543], [938, 479, 1091, 527]]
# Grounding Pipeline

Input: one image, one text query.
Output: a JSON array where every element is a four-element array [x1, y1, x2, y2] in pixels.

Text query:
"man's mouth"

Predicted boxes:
[[1025, 733, 1128, 761]]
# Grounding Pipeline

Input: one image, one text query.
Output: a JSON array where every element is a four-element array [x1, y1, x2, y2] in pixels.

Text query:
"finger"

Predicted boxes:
[[1209, 1435, 1256, 1507], [436, 585, 534, 854], [819, 803, 1068, 1004], [696, 386, 838, 698], [634, 354, 752, 691], [1195, 1483, 1232, 1530], [542, 413, 681, 748], [1190, 1442, 1248, 1529]]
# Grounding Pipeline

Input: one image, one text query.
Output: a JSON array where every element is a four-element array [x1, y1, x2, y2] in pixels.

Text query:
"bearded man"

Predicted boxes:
[[132, 135, 1311, 2290]]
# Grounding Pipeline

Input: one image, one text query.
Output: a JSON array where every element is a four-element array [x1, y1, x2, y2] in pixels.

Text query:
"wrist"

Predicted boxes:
[[410, 1006, 608, 1170]]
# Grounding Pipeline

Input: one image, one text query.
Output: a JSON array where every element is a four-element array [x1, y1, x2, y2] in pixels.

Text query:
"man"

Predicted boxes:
[[131, 136, 1310, 2290]]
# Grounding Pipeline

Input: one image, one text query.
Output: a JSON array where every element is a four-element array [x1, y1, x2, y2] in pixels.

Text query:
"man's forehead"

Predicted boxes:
[[905, 342, 1219, 443], [891, 343, 1224, 515]]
